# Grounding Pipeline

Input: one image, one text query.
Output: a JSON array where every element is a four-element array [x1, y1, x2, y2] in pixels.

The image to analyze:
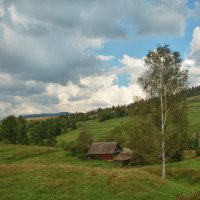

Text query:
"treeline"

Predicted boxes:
[[0, 114, 77, 146], [187, 85, 200, 97], [0, 105, 131, 146]]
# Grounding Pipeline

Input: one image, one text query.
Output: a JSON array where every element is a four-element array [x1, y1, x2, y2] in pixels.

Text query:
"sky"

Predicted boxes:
[[0, 0, 200, 118]]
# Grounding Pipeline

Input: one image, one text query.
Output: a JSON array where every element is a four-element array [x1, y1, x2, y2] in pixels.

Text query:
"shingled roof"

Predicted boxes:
[[87, 142, 122, 155], [114, 148, 133, 161], [114, 152, 132, 161]]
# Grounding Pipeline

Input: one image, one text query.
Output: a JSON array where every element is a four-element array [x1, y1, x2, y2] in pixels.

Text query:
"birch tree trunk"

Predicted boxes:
[[162, 138, 166, 178], [161, 94, 166, 179]]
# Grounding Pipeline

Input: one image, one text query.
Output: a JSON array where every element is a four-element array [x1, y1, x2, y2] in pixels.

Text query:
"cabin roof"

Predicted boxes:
[[122, 148, 133, 155], [87, 142, 122, 155], [114, 152, 132, 161], [114, 148, 133, 161]]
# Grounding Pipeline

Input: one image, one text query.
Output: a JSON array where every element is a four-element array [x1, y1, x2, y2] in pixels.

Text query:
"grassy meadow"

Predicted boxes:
[[187, 95, 200, 133], [0, 144, 200, 200], [1, 95, 200, 199]]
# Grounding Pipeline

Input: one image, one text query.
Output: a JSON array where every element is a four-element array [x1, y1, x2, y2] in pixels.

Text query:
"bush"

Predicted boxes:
[[196, 148, 200, 156], [67, 141, 78, 156], [170, 149, 183, 161], [58, 140, 68, 149], [76, 128, 93, 154], [44, 137, 57, 146]]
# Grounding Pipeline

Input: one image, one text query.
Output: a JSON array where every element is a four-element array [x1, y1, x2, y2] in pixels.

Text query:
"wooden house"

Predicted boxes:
[[86, 142, 122, 160], [114, 148, 133, 165]]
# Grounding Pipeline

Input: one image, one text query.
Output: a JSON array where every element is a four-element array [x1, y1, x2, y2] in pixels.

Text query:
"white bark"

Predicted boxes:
[[160, 94, 166, 179], [162, 139, 166, 178]]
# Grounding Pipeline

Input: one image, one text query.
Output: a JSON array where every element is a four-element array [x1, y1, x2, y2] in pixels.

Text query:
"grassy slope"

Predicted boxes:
[[0, 144, 200, 200], [187, 95, 200, 133], [56, 95, 200, 144], [57, 117, 130, 142]]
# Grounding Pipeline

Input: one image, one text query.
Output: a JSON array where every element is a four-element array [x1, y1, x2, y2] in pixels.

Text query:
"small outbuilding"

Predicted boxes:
[[86, 142, 122, 160], [114, 148, 133, 165]]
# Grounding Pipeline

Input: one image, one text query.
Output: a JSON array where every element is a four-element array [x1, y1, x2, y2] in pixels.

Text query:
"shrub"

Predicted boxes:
[[196, 148, 200, 156], [44, 137, 57, 146]]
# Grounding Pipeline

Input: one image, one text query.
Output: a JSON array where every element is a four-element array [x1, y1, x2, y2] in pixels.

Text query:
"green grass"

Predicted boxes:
[[188, 96, 200, 133], [57, 117, 130, 143], [0, 144, 200, 200], [0, 144, 116, 168], [2, 96, 199, 199]]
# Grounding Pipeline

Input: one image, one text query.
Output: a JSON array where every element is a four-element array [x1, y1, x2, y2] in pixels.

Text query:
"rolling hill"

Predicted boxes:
[[0, 144, 199, 200], [23, 112, 69, 119], [1, 95, 200, 199], [57, 116, 130, 142], [56, 95, 200, 144], [187, 95, 200, 133]]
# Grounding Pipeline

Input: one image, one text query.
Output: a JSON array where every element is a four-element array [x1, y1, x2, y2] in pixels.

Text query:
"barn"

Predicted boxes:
[[86, 142, 122, 160]]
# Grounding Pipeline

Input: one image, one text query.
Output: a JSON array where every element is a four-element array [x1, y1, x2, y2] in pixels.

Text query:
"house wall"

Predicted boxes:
[[93, 154, 113, 160]]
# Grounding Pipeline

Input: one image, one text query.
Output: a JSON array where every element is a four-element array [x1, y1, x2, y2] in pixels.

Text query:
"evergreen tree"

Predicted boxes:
[[1, 115, 17, 144], [16, 116, 28, 144]]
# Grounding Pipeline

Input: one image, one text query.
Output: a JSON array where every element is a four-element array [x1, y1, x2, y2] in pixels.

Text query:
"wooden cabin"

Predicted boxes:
[[114, 148, 133, 165], [86, 142, 122, 160]]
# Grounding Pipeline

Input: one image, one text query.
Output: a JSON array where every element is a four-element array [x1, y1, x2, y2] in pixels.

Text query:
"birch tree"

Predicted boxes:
[[138, 45, 188, 178]]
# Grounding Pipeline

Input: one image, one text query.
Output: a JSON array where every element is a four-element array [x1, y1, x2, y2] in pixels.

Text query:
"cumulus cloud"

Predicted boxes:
[[0, 73, 46, 96], [188, 27, 200, 64], [97, 55, 114, 61], [183, 26, 200, 85], [126, 0, 189, 36], [117, 55, 145, 83], [46, 73, 144, 113], [0, 0, 190, 84], [0, 0, 195, 117]]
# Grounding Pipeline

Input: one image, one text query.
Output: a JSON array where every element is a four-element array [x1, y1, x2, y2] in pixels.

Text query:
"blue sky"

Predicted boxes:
[[0, 0, 199, 117]]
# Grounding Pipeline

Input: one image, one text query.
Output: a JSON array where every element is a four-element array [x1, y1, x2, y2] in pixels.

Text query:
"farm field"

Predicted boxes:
[[0, 144, 200, 200]]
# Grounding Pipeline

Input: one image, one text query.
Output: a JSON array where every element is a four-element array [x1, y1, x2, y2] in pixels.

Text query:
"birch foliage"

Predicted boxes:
[[138, 45, 188, 178]]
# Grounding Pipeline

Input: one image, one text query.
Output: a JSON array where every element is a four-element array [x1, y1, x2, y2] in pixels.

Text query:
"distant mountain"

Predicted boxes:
[[23, 112, 69, 119]]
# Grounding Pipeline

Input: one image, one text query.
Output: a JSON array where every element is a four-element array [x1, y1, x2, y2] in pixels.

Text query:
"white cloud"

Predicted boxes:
[[0, 0, 195, 117], [120, 55, 144, 69], [118, 55, 145, 83], [183, 26, 200, 85], [45, 57, 145, 113], [189, 27, 200, 62], [97, 55, 114, 61], [0, 53, 145, 118]]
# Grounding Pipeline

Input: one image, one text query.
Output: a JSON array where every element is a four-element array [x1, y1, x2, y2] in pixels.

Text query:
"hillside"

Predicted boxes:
[[187, 95, 200, 133], [0, 144, 200, 200], [56, 95, 200, 144], [57, 117, 130, 143], [23, 112, 69, 120]]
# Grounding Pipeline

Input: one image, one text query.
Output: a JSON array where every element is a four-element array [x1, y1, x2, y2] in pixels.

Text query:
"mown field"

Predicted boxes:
[[0, 144, 200, 200]]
